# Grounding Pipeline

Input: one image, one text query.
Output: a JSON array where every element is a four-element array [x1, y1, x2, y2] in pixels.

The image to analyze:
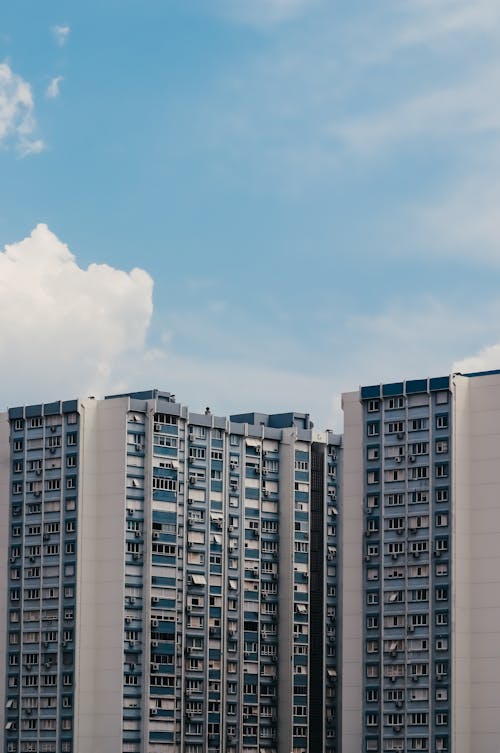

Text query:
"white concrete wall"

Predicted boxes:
[[453, 372, 500, 753], [74, 397, 128, 753], [340, 391, 364, 753], [0, 413, 10, 731]]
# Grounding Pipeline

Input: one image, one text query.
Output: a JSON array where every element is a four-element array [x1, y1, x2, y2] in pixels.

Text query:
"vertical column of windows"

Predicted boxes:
[[291, 446, 310, 753], [147, 410, 179, 747], [225, 432, 242, 752], [5, 408, 79, 753], [364, 397, 382, 753], [123, 411, 146, 752], [259, 439, 279, 751]]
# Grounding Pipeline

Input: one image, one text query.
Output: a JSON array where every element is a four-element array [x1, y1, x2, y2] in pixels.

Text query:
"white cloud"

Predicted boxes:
[[332, 66, 500, 157], [0, 224, 153, 406], [214, 0, 318, 26], [0, 62, 44, 155], [52, 25, 70, 46], [453, 342, 500, 374], [395, 0, 500, 49], [46, 76, 63, 100], [0, 225, 344, 428]]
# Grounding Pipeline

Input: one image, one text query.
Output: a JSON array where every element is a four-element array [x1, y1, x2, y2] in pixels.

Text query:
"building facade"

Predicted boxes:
[[341, 369, 500, 753], [0, 390, 341, 753]]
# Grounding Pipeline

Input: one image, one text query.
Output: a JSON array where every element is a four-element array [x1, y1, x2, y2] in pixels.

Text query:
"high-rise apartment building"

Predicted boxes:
[[341, 369, 500, 753], [0, 389, 341, 753]]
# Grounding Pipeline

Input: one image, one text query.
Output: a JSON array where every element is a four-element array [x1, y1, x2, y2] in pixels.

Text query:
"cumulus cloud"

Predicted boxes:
[[46, 76, 63, 100], [0, 224, 153, 406], [0, 62, 44, 155], [453, 343, 500, 375], [52, 25, 70, 46]]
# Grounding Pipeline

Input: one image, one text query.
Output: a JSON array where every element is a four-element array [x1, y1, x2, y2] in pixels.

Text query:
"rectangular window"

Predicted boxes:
[[436, 414, 449, 430]]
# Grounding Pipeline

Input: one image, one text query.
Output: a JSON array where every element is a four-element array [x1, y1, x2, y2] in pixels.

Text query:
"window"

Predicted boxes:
[[387, 396, 404, 410], [385, 493, 404, 506], [367, 400, 380, 413], [410, 442, 428, 455], [436, 488, 449, 503], [367, 446, 380, 461], [387, 517, 404, 531], [367, 470, 380, 485], [366, 664, 379, 678], [435, 514, 448, 527], [409, 418, 427, 431], [409, 466, 428, 480], [436, 464, 448, 479], [436, 439, 448, 454], [385, 469, 405, 482], [436, 414, 448, 430], [387, 421, 404, 434], [367, 422, 379, 437]]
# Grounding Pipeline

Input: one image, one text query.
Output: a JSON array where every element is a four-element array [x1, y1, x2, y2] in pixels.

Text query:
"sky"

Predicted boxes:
[[1, 0, 500, 429]]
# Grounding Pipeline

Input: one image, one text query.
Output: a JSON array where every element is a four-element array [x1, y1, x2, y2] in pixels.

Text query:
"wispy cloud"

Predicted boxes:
[[0, 62, 45, 156], [52, 24, 70, 46], [395, 0, 500, 48], [213, 0, 319, 27], [46, 76, 64, 100]]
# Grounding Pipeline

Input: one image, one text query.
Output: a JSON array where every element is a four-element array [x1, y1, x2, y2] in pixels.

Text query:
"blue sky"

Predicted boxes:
[[1, 0, 500, 427]]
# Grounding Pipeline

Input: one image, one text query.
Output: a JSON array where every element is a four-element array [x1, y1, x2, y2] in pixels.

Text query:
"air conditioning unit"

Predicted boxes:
[[152, 663, 159, 671], [395, 457, 402, 464], [135, 531, 141, 538], [152, 619, 159, 627], [154, 424, 161, 431], [125, 617, 131, 624], [397, 432, 404, 440], [150, 708, 158, 716], [409, 455, 416, 463], [153, 531, 160, 539], [152, 596, 159, 604], [132, 553, 140, 560], [151, 640, 158, 647]]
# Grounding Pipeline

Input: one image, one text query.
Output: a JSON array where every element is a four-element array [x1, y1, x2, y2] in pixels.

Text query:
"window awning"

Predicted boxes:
[[190, 574, 206, 586]]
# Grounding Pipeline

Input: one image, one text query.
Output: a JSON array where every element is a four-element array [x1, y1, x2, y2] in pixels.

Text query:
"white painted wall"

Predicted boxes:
[[340, 391, 364, 753], [453, 372, 500, 753], [74, 397, 128, 753]]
